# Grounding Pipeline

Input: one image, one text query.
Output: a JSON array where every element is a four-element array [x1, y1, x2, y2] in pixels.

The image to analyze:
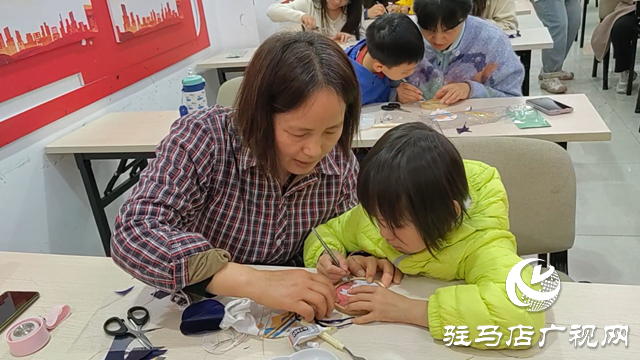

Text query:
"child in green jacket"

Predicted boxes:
[[303, 122, 545, 350]]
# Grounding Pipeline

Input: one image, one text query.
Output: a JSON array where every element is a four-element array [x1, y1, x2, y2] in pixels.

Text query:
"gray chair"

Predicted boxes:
[[216, 76, 243, 108], [450, 137, 576, 282]]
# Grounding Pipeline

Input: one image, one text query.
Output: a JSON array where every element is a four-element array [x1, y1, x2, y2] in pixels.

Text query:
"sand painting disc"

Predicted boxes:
[[421, 100, 447, 110]]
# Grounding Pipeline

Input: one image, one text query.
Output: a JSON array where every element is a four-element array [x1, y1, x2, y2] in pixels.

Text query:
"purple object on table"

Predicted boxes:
[[114, 286, 134, 296]]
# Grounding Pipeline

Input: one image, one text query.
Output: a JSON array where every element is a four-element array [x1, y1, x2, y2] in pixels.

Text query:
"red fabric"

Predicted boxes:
[[110, 106, 359, 293], [355, 45, 385, 80]]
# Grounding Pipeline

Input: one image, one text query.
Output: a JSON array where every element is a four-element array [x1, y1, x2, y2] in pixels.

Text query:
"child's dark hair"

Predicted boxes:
[[357, 122, 469, 255], [414, 0, 472, 32], [314, 0, 364, 40], [366, 13, 425, 68]]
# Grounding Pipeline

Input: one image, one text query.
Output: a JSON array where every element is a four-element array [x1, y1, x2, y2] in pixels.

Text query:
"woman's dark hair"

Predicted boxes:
[[234, 31, 361, 178], [357, 122, 469, 256], [471, 0, 487, 18], [414, 0, 472, 32], [314, 0, 364, 39]]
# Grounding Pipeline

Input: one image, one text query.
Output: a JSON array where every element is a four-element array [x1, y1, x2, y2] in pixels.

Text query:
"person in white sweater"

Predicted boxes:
[[267, 0, 365, 43]]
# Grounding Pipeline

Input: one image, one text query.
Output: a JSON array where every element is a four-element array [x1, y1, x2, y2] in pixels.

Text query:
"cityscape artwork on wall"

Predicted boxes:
[[0, 0, 99, 67], [107, 0, 185, 43]]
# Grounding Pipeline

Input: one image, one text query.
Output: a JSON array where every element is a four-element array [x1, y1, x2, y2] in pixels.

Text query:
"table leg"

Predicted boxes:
[[217, 69, 227, 86], [550, 250, 569, 275], [75, 154, 114, 256], [75, 153, 154, 257], [516, 50, 531, 96]]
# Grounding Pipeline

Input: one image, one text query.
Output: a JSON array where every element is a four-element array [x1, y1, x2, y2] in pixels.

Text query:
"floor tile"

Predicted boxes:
[[569, 235, 640, 285], [567, 112, 640, 164], [574, 163, 640, 237]]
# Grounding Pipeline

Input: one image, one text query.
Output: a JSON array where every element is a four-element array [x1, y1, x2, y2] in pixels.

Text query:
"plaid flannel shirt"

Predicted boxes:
[[111, 106, 359, 293]]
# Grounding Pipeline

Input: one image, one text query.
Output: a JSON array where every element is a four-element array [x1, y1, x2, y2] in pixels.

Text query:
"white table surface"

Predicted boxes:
[[196, 47, 257, 69], [0, 251, 638, 359], [515, 0, 534, 15], [44, 94, 610, 155], [357, 94, 610, 147]]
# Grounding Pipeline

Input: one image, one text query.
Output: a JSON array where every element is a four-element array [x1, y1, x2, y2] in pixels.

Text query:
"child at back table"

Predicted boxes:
[[303, 122, 545, 349], [345, 13, 424, 105], [397, 0, 524, 106]]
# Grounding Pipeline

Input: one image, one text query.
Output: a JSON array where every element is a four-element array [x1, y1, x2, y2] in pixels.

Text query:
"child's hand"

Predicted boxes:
[[344, 286, 429, 327], [332, 32, 352, 44], [346, 256, 403, 287], [301, 15, 317, 30], [397, 82, 423, 103], [400, 5, 410, 14], [317, 250, 349, 284], [434, 83, 471, 105]]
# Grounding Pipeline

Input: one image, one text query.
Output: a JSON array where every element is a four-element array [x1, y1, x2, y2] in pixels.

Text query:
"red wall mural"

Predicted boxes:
[[0, 0, 210, 148]]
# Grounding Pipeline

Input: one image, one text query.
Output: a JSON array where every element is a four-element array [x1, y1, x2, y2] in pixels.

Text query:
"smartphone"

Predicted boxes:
[[526, 97, 574, 116], [0, 291, 40, 334]]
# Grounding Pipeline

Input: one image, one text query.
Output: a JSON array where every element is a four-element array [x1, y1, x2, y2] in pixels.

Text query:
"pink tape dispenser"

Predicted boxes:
[[5, 305, 71, 357]]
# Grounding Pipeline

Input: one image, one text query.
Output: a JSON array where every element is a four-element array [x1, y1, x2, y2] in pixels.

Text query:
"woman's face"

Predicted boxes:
[[273, 88, 345, 178], [327, 0, 349, 10], [421, 22, 464, 51]]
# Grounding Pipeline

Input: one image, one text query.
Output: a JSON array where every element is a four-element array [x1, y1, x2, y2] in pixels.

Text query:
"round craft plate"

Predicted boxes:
[[334, 277, 386, 316]]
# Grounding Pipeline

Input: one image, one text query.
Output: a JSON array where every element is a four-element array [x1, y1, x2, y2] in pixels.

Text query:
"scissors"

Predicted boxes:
[[381, 102, 410, 113], [103, 306, 155, 350]]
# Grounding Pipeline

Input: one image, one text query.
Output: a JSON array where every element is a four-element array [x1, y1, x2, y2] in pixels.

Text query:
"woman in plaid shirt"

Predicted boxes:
[[110, 31, 399, 321]]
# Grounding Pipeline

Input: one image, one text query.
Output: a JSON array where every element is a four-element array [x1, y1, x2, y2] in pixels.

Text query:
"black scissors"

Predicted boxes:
[[103, 306, 155, 350], [381, 102, 410, 113]]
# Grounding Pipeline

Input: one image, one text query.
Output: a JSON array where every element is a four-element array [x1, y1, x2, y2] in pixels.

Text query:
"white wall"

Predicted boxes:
[[0, 0, 225, 256]]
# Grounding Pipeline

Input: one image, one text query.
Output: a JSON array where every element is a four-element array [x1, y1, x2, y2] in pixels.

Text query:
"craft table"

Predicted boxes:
[[196, 47, 257, 85], [513, 26, 554, 96], [0, 251, 637, 359], [45, 94, 609, 257]]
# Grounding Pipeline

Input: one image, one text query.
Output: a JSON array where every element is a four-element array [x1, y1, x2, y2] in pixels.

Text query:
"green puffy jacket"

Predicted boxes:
[[304, 160, 546, 349]]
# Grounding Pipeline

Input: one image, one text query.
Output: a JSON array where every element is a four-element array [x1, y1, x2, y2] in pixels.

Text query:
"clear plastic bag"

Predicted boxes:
[[506, 104, 551, 129]]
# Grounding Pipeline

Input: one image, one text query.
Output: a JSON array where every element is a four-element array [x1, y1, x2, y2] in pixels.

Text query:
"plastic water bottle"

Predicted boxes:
[[180, 68, 207, 115]]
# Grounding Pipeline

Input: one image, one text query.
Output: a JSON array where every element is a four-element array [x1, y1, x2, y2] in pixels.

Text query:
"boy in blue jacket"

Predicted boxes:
[[345, 13, 424, 105]]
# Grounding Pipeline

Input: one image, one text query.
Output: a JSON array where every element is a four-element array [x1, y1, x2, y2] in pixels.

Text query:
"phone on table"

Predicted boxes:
[[525, 97, 574, 116], [0, 291, 40, 334]]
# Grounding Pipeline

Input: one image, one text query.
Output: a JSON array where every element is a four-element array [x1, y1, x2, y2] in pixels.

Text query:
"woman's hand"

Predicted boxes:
[[346, 255, 403, 287], [250, 268, 336, 322], [332, 32, 352, 44], [344, 286, 429, 327], [367, 4, 386, 18], [301, 14, 317, 30], [434, 83, 471, 105], [397, 82, 423, 103], [317, 250, 349, 284]]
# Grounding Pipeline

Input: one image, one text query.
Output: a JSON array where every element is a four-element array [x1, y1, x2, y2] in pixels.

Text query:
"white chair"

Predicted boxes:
[[216, 76, 243, 108]]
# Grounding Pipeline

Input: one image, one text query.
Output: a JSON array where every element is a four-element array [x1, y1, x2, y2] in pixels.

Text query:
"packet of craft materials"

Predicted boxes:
[[506, 104, 551, 129], [288, 324, 328, 351]]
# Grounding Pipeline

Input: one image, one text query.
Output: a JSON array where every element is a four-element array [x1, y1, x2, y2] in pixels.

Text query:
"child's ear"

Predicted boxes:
[[372, 61, 385, 73], [453, 200, 461, 217]]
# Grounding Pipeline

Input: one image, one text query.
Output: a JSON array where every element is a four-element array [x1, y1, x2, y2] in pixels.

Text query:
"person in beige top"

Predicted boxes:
[[267, 0, 366, 43], [473, 0, 519, 30]]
